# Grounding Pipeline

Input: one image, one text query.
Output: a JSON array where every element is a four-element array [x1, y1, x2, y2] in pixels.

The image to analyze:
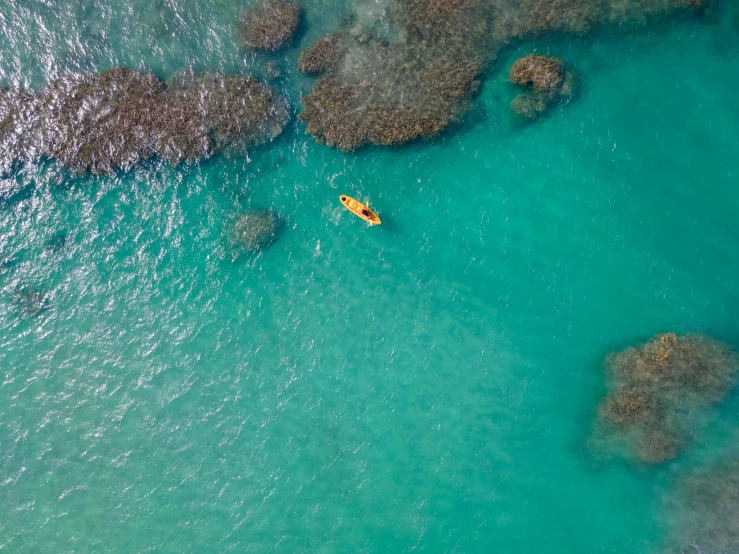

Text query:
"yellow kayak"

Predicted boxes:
[[340, 195, 381, 225]]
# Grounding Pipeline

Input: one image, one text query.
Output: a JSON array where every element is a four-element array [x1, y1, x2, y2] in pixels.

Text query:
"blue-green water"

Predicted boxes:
[[1, 1, 739, 552]]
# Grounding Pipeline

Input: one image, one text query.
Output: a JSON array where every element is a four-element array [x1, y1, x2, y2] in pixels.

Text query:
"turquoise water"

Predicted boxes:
[[1, 1, 739, 551]]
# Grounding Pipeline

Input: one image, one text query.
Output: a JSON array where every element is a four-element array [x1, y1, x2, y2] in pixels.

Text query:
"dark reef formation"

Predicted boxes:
[[39, 68, 165, 175], [159, 72, 288, 164], [10, 287, 50, 317], [597, 333, 738, 463], [299, 46, 480, 151], [298, 35, 343, 75], [297, 0, 708, 150], [509, 55, 563, 92], [0, 88, 44, 175], [508, 55, 575, 120], [238, 1, 301, 51], [668, 460, 739, 553], [0, 0, 713, 167], [0, 67, 288, 175], [44, 230, 69, 253], [229, 210, 279, 253]]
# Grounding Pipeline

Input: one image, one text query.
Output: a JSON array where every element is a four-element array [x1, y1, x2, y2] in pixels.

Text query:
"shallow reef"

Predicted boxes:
[[0, 88, 44, 175], [669, 460, 739, 553], [298, 35, 343, 75], [229, 210, 279, 253], [238, 0, 301, 51], [10, 287, 51, 317], [44, 230, 69, 253], [160, 72, 289, 164], [510, 90, 551, 119], [596, 333, 738, 464], [508, 56, 576, 120], [299, 42, 480, 151], [0, 68, 288, 175], [39, 68, 166, 175], [298, 0, 708, 150], [509, 55, 563, 92]]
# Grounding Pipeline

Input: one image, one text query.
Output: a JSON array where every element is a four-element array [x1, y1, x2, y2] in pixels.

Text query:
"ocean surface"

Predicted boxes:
[[1, 0, 739, 552]]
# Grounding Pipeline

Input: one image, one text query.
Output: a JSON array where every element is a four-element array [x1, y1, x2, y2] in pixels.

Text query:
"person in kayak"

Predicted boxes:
[[361, 208, 371, 218]]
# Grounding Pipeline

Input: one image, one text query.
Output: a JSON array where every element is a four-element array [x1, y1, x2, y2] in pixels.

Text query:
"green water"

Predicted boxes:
[[1, 1, 739, 552]]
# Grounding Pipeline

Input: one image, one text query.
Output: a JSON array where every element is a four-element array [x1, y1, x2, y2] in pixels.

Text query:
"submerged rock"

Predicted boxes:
[[510, 91, 551, 119], [11, 287, 50, 317], [609, 333, 738, 401], [263, 60, 284, 82], [600, 385, 664, 428], [230, 210, 278, 252], [508, 56, 576, 121], [45, 230, 69, 253], [238, 0, 301, 51]]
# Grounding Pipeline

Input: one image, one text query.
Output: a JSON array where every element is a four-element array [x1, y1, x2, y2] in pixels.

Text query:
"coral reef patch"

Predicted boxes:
[[159, 72, 288, 165], [299, 44, 480, 151], [596, 333, 738, 463], [508, 56, 576, 120], [39, 68, 165, 175], [238, 0, 301, 51], [298, 0, 708, 150], [229, 210, 279, 253], [0, 67, 288, 175], [509, 55, 564, 92], [298, 35, 343, 75]]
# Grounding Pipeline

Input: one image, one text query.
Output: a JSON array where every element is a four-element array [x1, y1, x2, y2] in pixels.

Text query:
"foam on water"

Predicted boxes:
[[1, 0, 739, 552]]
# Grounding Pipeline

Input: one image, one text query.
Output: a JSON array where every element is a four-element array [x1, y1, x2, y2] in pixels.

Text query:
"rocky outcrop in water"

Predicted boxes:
[[238, 1, 301, 51], [39, 68, 165, 175], [597, 333, 738, 463], [0, 67, 289, 175]]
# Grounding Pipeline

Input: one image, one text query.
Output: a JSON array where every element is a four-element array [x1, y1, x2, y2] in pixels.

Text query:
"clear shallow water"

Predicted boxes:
[[1, 1, 739, 552]]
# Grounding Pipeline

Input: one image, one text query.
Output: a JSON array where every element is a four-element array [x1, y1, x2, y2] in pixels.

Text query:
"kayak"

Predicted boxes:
[[339, 195, 381, 225]]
